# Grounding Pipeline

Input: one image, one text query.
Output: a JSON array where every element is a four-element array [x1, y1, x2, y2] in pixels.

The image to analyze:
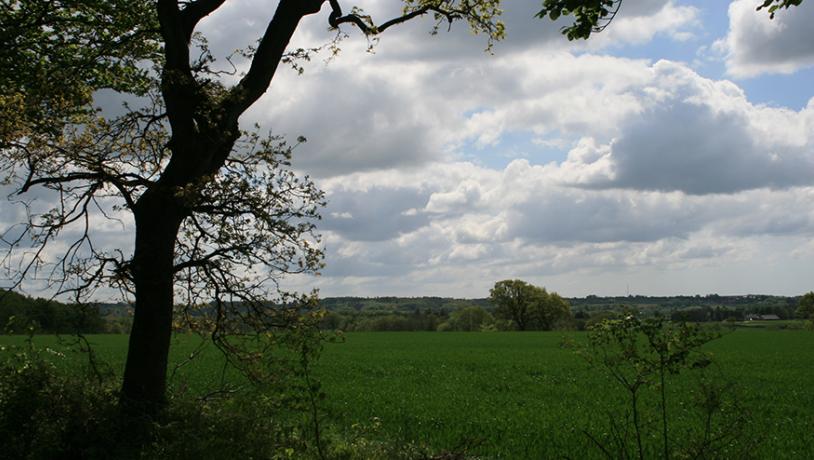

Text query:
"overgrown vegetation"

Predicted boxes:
[[0, 331, 333, 459]]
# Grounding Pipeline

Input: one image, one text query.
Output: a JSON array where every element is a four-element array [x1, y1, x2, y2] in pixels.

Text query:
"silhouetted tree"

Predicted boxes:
[[1, 0, 504, 415]]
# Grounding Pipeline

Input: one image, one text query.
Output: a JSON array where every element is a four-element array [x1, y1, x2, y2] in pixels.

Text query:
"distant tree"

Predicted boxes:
[[439, 306, 494, 331], [0, 290, 106, 334], [797, 292, 814, 320], [489, 280, 570, 330], [318, 311, 345, 331], [671, 307, 710, 323], [490, 280, 537, 330], [536, 291, 571, 330]]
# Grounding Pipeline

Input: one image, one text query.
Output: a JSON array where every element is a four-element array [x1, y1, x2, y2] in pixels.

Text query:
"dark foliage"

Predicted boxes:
[[0, 290, 106, 334]]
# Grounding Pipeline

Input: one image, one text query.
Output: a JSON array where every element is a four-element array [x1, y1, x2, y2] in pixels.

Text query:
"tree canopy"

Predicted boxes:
[[536, 0, 623, 40], [0, 1, 159, 145], [489, 280, 571, 330]]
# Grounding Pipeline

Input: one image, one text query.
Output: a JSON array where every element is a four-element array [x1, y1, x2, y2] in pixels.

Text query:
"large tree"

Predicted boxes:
[[1, 0, 504, 415], [489, 279, 570, 330]]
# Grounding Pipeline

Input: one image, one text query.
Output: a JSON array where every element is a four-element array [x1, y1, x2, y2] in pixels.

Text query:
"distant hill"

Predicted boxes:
[[319, 294, 797, 315], [316, 294, 801, 331], [2, 292, 802, 334]]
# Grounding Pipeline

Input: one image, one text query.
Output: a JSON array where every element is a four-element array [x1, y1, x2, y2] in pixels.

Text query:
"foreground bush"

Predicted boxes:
[[0, 339, 326, 460], [0, 342, 120, 459]]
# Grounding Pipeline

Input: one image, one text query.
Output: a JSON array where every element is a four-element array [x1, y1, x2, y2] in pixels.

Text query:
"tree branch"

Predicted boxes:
[[223, 0, 325, 122], [179, 0, 228, 41], [157, 0, 197, 139], [328, 1, 461, 35]]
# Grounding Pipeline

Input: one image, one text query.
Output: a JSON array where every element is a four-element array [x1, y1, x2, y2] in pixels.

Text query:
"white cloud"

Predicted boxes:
[[716, 0, 814, 78], [555, 61, 814, 194], [585, 1, 699, 48], [306, 159, 814, 296], [221, 0, 699, 176]]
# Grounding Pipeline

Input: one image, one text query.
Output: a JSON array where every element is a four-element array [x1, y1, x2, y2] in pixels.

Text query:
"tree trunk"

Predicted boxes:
[[120, 186, 185, 414], [117, 0, 312, 417]]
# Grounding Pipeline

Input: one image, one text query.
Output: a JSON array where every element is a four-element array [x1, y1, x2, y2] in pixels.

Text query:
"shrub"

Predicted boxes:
[[0, 342, 121, 459], [0, 337, 329, 460]]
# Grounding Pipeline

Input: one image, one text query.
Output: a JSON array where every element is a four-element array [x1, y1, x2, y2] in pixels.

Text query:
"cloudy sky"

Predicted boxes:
[[212, 0, 814, 298], [7, 0, 814, 300]]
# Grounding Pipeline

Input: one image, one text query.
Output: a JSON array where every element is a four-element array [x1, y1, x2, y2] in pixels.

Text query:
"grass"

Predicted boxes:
[[2, 329, 813, 458]]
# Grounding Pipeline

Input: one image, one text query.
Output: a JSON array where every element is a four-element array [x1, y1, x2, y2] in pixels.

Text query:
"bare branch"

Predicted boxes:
[[329, 2, 459, 35]]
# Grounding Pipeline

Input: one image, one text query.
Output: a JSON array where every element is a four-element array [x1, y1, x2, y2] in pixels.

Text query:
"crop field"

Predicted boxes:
[[2, 329, 813, 458], [313, 330, 814, 458]]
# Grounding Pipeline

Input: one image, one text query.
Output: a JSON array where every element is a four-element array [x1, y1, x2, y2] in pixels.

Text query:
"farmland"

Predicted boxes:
[[315, 330, 814, 458], [2, 329, 813, 458]]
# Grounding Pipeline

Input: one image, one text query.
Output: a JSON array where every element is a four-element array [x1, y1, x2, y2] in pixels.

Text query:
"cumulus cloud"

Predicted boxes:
[[716, 0, 814, 77], [211, 0, 699, 176], [250, 51, 656, 176], [305, 158, 814, 296], [581, 101, 813, 193], [251, 33, 814, 189], [553, 61, 814, 194], [322, 187, 430, 241], [296, 46, 814, 293]]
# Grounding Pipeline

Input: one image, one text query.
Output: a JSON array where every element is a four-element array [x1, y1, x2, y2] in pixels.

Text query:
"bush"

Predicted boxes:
[[0, 343, 121, 459], [0, 339, 328, 460], [143, 394, 310, 460]]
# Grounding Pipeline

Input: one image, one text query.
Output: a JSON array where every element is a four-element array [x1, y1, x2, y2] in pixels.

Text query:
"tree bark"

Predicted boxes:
[[120, 186, 185, 413]]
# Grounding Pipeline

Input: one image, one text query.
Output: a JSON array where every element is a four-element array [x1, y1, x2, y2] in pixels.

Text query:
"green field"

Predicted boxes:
[[3, 329, 813, 458]]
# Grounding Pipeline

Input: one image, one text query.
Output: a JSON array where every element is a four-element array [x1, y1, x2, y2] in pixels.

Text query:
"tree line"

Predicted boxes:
[[3, 285, 810, 334], [0, 290, 107, 334]]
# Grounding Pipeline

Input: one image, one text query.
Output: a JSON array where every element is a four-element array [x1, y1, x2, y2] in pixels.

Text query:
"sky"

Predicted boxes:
[[6, 0, 814, 300]]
